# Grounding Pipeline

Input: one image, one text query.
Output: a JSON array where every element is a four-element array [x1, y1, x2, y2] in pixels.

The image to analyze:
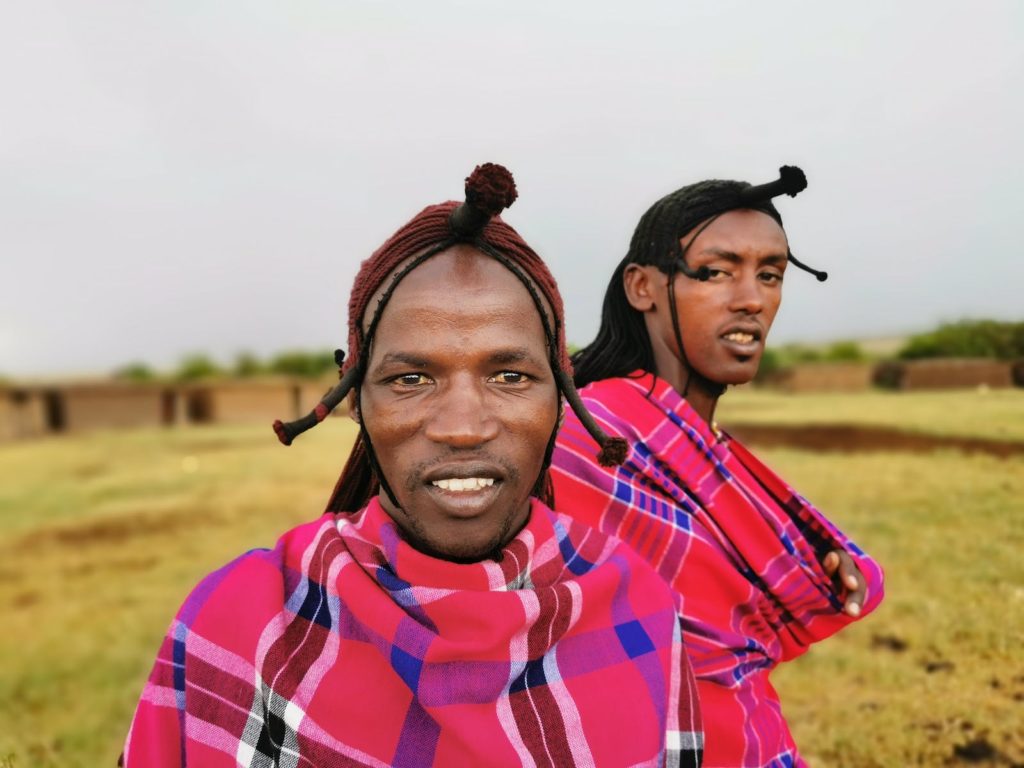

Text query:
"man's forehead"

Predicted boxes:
[[682, 209, 788, 251], [360, 245, 554, 334]]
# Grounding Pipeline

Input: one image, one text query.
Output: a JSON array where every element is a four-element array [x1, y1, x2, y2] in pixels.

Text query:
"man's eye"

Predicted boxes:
[[393, 373, 430, 387], [490, 371, 528, 384], [759, 272, 783, 284], [705, 268, 729, 280]]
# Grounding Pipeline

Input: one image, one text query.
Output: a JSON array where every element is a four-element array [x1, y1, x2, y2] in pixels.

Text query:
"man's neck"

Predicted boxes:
[[650, 350, 721, 426], [649, 332, 726, 424], [680, 380, 719, 427]]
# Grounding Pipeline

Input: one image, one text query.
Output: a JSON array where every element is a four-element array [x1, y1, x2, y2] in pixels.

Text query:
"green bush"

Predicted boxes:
[[232, 352, 265, 378], [823, 341, 864, 362], [268, 350, 336, 378], [898, 320, 1024, 360], [112, 362, 156, 382], [175, 354, 222, 381]]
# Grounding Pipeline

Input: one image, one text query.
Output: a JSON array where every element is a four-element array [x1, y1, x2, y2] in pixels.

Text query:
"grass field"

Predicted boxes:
[[2, 391, 1022, 767], [718, 387, 1024, 443]]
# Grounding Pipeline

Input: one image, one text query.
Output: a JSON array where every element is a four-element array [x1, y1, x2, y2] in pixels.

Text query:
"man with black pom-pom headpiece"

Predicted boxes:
[[122, 164, 704, 767], [552, 167, 885, 767]]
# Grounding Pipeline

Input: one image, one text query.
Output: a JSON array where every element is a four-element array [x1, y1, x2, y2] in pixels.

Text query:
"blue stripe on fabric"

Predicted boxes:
[[672, 507, 692, 531], [295, 578, 332, 629], [377, 564, 414, 596], [613, 477, 634, 505], [615, 619, 656, 659], [780, 532, 796, 556], [172, 621, 188, 698], [390, 645, 423, 692], [554, 518, 596, 576], [509, 657, 548, 693]]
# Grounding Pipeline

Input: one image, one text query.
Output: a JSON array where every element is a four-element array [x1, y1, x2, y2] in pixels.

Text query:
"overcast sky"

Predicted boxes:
[[3, 1, 1022, 376]]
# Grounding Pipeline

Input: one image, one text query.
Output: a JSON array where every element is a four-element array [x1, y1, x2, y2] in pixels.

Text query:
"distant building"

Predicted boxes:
[[182, 378, 300, 425], [880, 359, 1016, 390], [0, 386, 48, 441], [59, 381, 178, 432], [0, 376, 347, 442], [761, 362, 874, 393]]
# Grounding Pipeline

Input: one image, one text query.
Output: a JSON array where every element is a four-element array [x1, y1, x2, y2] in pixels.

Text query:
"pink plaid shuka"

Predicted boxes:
[[551, 373, 884, 768], [123, 497, 704, 767]]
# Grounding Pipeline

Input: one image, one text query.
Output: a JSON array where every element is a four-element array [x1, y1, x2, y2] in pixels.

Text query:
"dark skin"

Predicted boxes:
[[623, 209, 865, 616], [355, 244, 560, 563]]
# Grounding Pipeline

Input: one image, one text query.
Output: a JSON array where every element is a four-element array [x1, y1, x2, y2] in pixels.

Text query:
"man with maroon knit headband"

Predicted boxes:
[[122, 164, 704, 767]]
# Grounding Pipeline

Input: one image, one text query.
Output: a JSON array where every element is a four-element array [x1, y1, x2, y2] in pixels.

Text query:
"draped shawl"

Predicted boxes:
[[124, 497, 703, 767], [551, 373, 884, 768]]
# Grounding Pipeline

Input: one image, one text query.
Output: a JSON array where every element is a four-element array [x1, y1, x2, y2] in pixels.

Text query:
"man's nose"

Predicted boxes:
[[423, 374, 501, 448], [729, 274, 764, 314]]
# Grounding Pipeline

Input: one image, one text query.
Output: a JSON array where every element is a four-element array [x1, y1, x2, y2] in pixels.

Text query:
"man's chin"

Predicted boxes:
[[702, 357, 761, 387], [409, 532, 509, 564], [390, 509, 527, 564]]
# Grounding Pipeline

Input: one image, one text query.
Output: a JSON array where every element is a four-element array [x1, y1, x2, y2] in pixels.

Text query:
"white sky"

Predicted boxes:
[[2, 1, 1022, 376]]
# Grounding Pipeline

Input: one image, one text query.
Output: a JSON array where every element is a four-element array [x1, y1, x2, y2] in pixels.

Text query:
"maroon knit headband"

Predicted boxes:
[[342, 171, 572, 379]]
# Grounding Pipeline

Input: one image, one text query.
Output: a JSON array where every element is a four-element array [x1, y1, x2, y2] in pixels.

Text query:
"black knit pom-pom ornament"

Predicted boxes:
[[449, 163, 518, 238]]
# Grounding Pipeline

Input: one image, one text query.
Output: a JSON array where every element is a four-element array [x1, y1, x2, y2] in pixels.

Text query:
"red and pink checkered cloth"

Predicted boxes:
[[124, 497, 703, 766], [552, 373, 885, 768]]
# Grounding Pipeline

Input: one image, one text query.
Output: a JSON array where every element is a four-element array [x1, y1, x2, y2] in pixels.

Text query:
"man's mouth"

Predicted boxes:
[[722, 331, 756, 344], [719, 325, 763, 356], [430, 477, 496, 492], [420, 462, 507, 514]]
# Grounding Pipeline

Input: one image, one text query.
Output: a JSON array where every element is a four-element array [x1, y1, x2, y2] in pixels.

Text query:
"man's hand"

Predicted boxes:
[[822, 549, 865, 617]]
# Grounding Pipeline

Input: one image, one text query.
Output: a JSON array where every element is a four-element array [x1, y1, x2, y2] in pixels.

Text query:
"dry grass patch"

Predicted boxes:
[[1, 402, 1020, 766], [0, 421, 356, 768], [760, 448, 1024, 767], [719, 387, 1024, 443]]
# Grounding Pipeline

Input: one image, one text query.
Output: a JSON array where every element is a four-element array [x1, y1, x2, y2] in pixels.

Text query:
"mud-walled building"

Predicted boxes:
[[0, 376, 345, 441], [878, 359, 1016, 391], [761, 362, 874, 393]]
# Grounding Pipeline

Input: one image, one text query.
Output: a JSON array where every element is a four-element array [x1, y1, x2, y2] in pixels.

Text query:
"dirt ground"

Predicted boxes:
[[726, 422, 1024, 458]]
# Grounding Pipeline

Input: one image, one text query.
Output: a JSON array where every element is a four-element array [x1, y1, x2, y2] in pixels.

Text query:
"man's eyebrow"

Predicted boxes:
[[372, 348, 546, 369], [375, 352, 431, 369], [488, 347, 546, 366], [699, 247, 788, 265]]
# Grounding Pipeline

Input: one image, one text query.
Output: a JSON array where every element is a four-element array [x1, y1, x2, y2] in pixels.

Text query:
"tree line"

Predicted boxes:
[[113, 350, 338, 382], [759, 319, 1022, 378], [105, 319, 1023, 383]]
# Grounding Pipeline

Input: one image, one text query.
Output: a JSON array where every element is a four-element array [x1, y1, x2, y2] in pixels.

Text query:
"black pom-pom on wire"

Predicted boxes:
[[738, 165, 808, 206], [736, 165, 828, 282], [777, 165, 807, 197], [449, 163, 518, 238], [597, 437, 629, 467]]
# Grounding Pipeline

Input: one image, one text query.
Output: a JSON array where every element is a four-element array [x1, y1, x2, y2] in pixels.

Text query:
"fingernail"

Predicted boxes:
[[847, 576, 859, 589], [847, 602, 861, 617]]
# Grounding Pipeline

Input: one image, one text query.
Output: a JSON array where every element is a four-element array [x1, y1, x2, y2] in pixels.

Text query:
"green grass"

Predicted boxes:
[[760, 447, 1024, 767], [718, 387, 1024, 443], [0, 419, 358, 768], [1, 393, 1021, 767]]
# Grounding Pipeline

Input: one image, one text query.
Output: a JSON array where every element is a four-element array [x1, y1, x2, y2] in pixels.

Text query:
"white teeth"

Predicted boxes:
[[724, 332, 755, 344], [431, 477, 495, 492]]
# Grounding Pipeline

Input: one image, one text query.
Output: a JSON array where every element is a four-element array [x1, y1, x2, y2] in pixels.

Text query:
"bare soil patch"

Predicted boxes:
[[726, 422, 1024, 458]]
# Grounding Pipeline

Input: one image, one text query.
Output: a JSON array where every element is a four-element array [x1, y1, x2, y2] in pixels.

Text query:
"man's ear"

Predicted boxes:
[[347, 389, 360, 424], [623, 264, 662, 312]]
